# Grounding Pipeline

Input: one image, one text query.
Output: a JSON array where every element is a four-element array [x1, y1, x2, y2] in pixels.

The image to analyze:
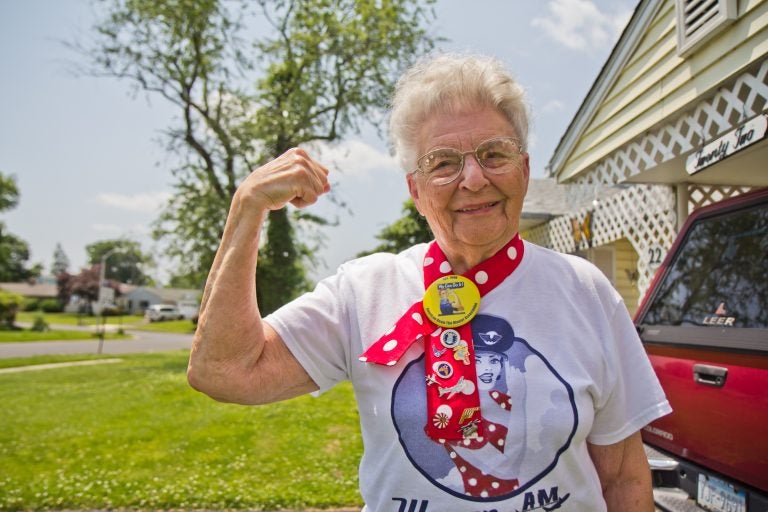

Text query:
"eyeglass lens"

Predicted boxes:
[[417, 138, 521, 184]]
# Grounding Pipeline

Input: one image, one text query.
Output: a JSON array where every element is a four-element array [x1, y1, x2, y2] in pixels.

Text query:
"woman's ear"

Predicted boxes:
[[406, 173, 424, 215]]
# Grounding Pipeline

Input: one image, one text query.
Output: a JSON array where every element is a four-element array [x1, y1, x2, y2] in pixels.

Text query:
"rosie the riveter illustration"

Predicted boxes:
[[391, 314, 577, 500]]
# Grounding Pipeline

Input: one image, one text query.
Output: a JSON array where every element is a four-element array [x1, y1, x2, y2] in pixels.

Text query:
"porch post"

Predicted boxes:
[[676, 183, 689, 231]]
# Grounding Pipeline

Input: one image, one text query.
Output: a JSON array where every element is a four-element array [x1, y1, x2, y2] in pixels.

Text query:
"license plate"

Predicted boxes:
[[697, 473, 746, 512]]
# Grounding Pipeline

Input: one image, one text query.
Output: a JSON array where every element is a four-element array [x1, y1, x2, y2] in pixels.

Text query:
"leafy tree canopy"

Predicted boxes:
[[0, 289, 24, 329], [359, 198, 433, 257], [51, 243, 70, 277], [85, 239, 155, 286], [0, 171, 40, 282], [0, 173, 20, 212], [77, 0, 439, 312]]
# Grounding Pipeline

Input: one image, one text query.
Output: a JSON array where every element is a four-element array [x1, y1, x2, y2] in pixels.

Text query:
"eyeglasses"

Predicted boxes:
[[412, 137, 525, 186]]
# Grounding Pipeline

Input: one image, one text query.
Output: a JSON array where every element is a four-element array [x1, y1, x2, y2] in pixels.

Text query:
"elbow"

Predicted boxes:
[[186, 359, 233, 402], [186, 363, 207, 395], [186, 361, 222, 400], [186, 358, 263, 405]]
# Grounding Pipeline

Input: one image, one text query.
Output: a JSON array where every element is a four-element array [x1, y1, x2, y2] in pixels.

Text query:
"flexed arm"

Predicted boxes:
[[187, 148, 330, 405]]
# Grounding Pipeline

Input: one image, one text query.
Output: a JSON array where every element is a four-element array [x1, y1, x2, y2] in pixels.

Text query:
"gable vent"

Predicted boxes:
[[676, 0, 737, 56]]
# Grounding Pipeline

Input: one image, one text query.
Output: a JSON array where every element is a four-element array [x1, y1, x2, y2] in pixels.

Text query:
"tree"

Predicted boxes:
[[0, 172, 19, 212], [0, 289, 24, 329], [69, 265, 103, 307], [77, 0, 438, 312], [359, 199, 433, 256], [0, 172, 40, 282], [56, 271, 74, 310], [51, 243, 70, 276], [85, 239, 155, 286]]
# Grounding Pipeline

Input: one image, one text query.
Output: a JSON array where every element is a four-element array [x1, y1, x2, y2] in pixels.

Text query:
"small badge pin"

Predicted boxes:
[[453, 340, 470, 365], [459, 418, 480, 439], [432, 361, 454, 379], [440, 329, 461, 349]]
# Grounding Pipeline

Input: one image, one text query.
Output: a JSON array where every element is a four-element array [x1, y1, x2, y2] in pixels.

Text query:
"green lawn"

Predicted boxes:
[[128, 318, 197, 334], [0, 354, 116, 370], [15, 311, 196, 335], [0, 351, 363, 510], [0, 330, 130, 343], [16, 311, 145, 326]]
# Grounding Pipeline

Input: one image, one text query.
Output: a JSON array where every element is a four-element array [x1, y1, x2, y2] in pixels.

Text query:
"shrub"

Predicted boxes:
[[101, 305, 126, 317], [0, 290, 24, 329], [31, 315, 49, 332], [22, 298, 41, 311], [39, 298, 64, 313]]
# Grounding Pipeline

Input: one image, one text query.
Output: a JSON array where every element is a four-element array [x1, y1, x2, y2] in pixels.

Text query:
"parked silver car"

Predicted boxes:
[[144, 304, 183, 322]]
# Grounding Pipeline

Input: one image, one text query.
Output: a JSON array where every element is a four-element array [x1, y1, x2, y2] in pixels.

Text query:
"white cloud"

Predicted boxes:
[[303, 139, 398, 176], [531, 0, 632, 52], [541, 99, 566, 114], [95, 191, 172, 213]]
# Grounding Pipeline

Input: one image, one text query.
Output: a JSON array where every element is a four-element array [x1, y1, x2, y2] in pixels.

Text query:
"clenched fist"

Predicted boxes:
[[236, 147, 331, 212]]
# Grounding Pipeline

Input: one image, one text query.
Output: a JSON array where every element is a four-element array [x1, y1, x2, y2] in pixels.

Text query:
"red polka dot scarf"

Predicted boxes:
[[359, 234, 525, 440]]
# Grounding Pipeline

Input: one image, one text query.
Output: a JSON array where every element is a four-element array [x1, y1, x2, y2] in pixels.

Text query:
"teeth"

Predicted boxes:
[[458, 202, 496, 212]]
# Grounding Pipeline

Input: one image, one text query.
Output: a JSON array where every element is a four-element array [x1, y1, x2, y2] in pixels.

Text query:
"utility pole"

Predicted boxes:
[[96, 248, 124, 354]]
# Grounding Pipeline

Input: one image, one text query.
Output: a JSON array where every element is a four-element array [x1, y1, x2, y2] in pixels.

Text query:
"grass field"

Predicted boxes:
[[15, 312, 145, 327], [0, 330, 129, 343], [129, 318, 197, 334], [12, 311, 196, 337], [0, 351, 364, 511], [0, 354, 117, 370]]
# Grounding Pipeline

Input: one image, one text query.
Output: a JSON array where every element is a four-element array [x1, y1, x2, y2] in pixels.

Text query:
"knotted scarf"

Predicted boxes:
[[359, 234, 525, 440]]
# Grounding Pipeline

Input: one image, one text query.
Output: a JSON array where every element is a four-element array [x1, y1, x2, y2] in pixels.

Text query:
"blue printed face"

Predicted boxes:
[[475, 352, 504, 390], [390, 314, 577, 502]]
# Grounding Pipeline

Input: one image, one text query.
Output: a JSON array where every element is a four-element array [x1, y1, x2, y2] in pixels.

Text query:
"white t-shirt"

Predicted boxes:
[[266, 241, 671, 512]]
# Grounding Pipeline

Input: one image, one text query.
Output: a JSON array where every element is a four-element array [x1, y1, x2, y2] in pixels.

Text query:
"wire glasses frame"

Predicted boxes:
[[411, 136, 525, 186]]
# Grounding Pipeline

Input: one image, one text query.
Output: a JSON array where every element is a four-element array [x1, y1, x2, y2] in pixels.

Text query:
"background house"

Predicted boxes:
[[0, 281, 57, 301], [118, 285, 200, 318]]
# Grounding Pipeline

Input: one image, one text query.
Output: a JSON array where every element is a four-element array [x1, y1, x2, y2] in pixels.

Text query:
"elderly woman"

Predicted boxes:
[[188, 53, 671, 511]]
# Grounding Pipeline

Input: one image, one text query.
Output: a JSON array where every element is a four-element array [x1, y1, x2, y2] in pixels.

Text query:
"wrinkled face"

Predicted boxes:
[[407, 106, 529, 262], [476, 351, 505, 391]]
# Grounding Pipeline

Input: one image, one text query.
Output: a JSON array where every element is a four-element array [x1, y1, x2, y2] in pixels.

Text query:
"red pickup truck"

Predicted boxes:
[[635, 187, 768, 512]]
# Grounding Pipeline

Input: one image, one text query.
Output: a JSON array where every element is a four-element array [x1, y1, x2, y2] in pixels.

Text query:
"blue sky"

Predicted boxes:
[[0, 0, 636, 283]]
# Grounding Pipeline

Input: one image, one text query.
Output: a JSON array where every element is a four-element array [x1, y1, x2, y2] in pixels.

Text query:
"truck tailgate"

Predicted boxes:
[[643, 343, 768, 492]]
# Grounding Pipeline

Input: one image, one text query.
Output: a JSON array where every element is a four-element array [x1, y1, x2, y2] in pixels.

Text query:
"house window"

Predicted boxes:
[[676, 0, 737, 56]]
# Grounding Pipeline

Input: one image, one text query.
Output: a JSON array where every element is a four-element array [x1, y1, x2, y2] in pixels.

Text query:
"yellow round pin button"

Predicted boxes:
[[423, 274, 480, 328]]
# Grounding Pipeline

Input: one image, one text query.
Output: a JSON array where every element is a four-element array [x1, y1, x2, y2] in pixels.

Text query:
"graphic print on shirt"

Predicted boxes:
[[391, 314, 577, 502]]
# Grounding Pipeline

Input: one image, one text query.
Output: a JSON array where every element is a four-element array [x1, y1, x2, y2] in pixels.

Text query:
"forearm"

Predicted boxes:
[[588, 433, 655, 512], [187, 194, 269, 402], [602, 472, 654, 511], [187, 148, 330, 404]]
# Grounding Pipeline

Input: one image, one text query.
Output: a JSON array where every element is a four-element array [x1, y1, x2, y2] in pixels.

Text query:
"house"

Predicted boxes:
[[117, 285, 200, 318], [0, 281, 58, 301], [524, 0, 767, 314]]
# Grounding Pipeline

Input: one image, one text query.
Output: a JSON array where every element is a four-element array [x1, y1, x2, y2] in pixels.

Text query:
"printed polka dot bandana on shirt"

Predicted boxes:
[[359, 234, 525, 441]]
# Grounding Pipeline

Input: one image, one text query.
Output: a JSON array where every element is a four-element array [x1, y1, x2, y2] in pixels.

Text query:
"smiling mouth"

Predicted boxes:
[[478, 373, 494, 384], [456, 201, 499, 213]]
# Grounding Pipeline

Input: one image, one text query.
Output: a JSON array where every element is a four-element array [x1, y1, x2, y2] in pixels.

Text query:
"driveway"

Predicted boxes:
[[0, 328, 193, 359]]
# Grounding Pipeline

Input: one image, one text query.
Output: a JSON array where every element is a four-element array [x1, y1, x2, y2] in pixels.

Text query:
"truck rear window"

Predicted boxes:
[[641, 201, 768, 329]]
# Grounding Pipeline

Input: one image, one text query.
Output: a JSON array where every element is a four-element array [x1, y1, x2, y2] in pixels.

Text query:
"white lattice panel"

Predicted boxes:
[[687, 184, 756, 213], [532, 59, 768, 306], [526, 184, 677, 305], [574, 58, 768, 187]]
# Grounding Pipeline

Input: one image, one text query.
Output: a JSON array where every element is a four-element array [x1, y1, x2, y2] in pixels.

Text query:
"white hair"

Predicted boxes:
[[389, 53, 530, 172]]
